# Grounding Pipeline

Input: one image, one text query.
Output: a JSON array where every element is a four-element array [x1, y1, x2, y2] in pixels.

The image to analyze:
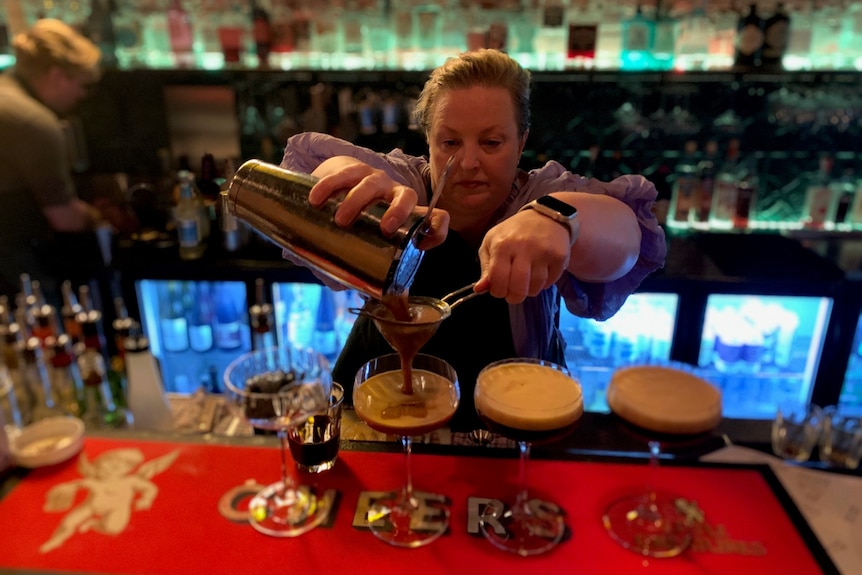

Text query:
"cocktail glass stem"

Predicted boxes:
[[642, 440, 661, 518], [514, 440, 531, 508], [602, 439, 694, 557], [400, 435, 417, 509]]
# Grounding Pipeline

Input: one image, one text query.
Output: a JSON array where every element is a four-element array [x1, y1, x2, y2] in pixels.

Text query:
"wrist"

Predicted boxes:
[[518, 196, 580, 246]]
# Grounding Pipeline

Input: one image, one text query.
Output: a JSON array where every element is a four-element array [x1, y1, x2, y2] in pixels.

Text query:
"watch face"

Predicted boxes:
[[536, 195, 578, 218]]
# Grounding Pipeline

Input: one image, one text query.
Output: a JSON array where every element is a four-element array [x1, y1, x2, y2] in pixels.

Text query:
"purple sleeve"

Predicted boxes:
[[521, 162, 667, 320]]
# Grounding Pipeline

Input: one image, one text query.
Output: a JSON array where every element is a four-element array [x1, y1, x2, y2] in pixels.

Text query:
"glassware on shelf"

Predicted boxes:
[[353, 353, 459, 548], [223, 345, 332, 537], [473, 358, 583, 556]]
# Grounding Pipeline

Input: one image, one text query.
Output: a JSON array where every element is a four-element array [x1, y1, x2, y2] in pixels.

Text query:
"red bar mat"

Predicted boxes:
[[0, 437, 835, 575]]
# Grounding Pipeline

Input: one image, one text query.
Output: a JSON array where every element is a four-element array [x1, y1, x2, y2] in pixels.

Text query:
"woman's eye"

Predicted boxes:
[[483, 140, 502, 148]]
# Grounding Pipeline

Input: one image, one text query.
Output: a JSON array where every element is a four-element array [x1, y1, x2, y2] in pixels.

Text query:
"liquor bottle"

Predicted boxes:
[[250, 0, 273, 67], [595, 2, 624, 70], [124, 325, 173, 431], [0, 305, 20, 373], [188, 282, 214, 353], [46, 334, 84, 417], [214, 283, 243, 351], [760, 2, 789, 71], [77, 343, 130, 430], [733, 154, 759, 230], [710, 139, 741, 230], [535, 0, 567, 70], [734, 3, 764, 69], [30, 281, 58, 345], [675, 0, 711, 71], [112, 0, 143, 68], [76, 285, 107, 357], [60, 280, 84, 345], [620, 4, 655, 71], [832, 169, 857, 229], [783, 0, 812, 70], [802, 154, 836, 229], [312, 288, 338, 361], [566, 0, 600, 68], [668, 140, 700, 226], [112, 294, 133, 363], [651, 0, 677, 71], [849, 178, 862, 230], [197, 153, 221, 202], [839, 2, 862, 69], [219, 158, 245, 254], [167, 0, 194, 67], [339, 0, 366, 58], [810, 1, 842, 70], [161, 281, 190, 353], [175, 170, 206, 261], [693, 139, 719, 227], [84, 0, 118, 67], [249, 278, 275, 352], [15, 336, 65, 422]]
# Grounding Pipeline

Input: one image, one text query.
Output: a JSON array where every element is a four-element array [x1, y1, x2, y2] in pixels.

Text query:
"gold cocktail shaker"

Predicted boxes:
[[223, 159, 426, 299]]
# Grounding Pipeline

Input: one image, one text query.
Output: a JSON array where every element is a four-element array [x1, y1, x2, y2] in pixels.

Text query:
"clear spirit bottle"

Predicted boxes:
[[620, 4, 655, 71]]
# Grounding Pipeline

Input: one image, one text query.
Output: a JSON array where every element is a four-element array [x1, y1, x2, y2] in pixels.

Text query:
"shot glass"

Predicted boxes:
[[819, 407, 862, 470], [287, 382, 344, 473], [771, 402, 824, 462]]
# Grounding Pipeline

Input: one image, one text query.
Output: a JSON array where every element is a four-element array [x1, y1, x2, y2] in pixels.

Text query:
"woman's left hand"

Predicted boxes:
[[474, 209, 571, 304]]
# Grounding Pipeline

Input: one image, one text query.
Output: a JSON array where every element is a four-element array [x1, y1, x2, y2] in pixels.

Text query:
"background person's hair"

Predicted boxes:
[[414, 49, 532, 139], [13, 18, 101, 83]]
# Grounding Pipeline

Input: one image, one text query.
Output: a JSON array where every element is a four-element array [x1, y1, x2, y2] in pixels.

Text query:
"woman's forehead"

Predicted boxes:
[[432, 86, 516, 128]]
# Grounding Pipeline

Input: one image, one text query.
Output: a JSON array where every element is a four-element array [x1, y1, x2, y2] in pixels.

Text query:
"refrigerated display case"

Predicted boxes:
[[272, 282, 365, 365], [697, 294, 833, 419], [838, 312, 862, 416], [135, 279, 251, 393], [560, 292, 679, 413]]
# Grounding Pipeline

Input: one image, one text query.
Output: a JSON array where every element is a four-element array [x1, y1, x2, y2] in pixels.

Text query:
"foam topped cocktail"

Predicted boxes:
[[475, 360, 584, 444], [353, 367, 459, 437], [474, 358, 583, 557], [353, 353, 459, 549]]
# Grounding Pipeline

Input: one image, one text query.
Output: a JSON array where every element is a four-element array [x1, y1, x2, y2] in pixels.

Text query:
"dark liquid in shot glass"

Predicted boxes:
[[288, 415, 340, 469]]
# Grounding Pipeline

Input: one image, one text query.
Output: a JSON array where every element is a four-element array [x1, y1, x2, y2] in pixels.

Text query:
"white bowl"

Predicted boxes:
[[10, 416, 85, 468]]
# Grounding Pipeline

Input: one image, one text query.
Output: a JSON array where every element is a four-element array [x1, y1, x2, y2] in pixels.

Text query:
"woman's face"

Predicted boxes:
[[428, 86, 527, 231]]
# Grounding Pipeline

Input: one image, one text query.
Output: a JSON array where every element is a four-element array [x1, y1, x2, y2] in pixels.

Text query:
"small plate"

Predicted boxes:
[[10, 417, 85, 468]]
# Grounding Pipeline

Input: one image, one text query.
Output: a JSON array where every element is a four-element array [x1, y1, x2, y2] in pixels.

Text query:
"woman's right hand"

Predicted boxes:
[[309, 156, 449, 249]]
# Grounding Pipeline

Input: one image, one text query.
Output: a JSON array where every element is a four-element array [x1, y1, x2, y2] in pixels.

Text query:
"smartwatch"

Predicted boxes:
[[518, 196, 579, 244]]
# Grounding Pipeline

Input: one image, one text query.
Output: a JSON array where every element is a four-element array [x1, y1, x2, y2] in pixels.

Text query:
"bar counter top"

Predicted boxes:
[[1, 408, 856, 575]]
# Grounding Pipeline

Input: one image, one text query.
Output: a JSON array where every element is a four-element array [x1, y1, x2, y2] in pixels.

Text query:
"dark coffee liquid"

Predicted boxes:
[[287, 415, 340, 467], [477, 412, 579, 445]]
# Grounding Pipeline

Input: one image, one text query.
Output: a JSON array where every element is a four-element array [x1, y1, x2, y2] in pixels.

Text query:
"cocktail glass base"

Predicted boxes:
[[366, 491, 451, 548], [602, 490, 694, 558], [248, 482, 330, 537], [479, 499, 566, 557]]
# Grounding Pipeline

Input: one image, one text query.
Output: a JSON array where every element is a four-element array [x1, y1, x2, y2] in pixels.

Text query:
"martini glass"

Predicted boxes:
[[474, 358, 584, 556], [602, 364, 720, 558], [353, 353, 460, 547], [223, 345, 332, 537]]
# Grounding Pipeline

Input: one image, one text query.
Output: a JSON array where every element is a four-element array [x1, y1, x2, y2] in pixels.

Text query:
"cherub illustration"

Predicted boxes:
[[39, 447, 180, 553]]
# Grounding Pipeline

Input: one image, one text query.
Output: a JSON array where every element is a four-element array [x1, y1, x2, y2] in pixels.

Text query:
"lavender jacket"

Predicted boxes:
[[282, 133, 667, 361]]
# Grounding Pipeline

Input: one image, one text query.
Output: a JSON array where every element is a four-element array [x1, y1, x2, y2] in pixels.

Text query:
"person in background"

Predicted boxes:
[[281, 49, 666, 430], [0, 19, 137, 301]]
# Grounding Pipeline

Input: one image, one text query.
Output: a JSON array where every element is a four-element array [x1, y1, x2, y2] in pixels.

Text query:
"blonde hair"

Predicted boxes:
[[414, 49, 532, 139], [13, 19, 101, 83]]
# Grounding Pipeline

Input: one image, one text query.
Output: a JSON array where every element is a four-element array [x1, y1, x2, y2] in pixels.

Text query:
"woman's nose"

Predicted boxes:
[[459, 145, 480, 169]]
